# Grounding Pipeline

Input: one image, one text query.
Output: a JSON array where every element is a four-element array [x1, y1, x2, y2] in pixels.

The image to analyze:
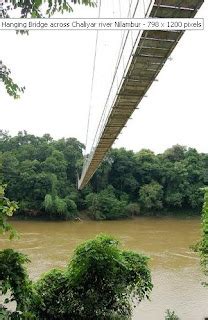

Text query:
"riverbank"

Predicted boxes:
[[11, 208, 200, 222]]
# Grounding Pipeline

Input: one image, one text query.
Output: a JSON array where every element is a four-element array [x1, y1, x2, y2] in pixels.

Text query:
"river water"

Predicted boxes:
[[1, 217, 208, 319]]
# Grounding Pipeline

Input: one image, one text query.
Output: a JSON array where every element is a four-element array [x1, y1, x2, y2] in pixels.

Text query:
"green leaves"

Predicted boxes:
[[3, 0, 96, 18], [0, 249, 32, 316], [192, 187, 208, 286], [0, 185, 18, 239], [85, 187, 128, 220], [43, 193, 78, 219], [0, 131, 85, 220], [139, 181, 163, 213], [2, 0, 96, 19], [34, 234, 152, 319], [165, 309, 180, 320], [0, 62, 25, 99], [1, 131, 208, 219], [0, 232, 152, 319], [199, 188, 208, 279]]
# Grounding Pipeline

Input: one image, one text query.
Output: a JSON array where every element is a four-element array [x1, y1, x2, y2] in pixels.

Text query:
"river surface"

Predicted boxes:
[[1, 217, 208, 319]]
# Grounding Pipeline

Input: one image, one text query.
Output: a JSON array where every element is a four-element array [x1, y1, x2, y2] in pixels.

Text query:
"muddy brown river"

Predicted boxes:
[[1, 217, 208, 319]]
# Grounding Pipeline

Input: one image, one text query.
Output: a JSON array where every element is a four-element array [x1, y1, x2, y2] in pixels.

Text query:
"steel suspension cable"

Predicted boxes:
[[90, 0, 140, 152], [84, 0, 102, 156]]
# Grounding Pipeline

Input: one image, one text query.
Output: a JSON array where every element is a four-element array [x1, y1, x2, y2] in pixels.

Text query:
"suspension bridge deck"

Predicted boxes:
[[78, 0, 204, 190]]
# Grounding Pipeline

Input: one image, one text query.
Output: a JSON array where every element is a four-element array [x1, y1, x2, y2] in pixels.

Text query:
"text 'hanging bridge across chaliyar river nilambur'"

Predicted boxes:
[[77, 0, 204, 190]]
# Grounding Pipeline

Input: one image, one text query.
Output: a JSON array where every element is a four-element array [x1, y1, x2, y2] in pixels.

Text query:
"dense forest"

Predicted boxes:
[[0, 130, 208, 220]]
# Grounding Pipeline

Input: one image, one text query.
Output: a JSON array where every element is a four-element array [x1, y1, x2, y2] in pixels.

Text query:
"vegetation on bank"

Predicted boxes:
[[200, 188, 208, 281], [0, 185, 18, 239], [0, 234, 152, 319], [0, 130, 208, 220], [193, 187, 208, 285]]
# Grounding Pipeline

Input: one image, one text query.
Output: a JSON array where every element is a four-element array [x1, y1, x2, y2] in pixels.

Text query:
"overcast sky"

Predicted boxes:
[[0, 0, 207, 154]]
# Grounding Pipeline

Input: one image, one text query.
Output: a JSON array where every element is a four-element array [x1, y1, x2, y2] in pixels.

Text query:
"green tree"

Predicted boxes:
[[54, 137, 84, 184], [135, 149, 161, 185], [0, 249, 33, 317], [163, 161, 188, 209], [0, 185, 18, 239], [54, 196, 68, 216], [43, 194, 77, 219], [1, 131, 208, 218], [43, 194, 53, 212], [65, 196, 77, 218], [197, 188, 208, 282], [162, 145, 186, 162], [0, 132, 83, 218], [139, 181, 163, 213], [125, 202, 140, 216], [33, 234, 152, 319], [0, 234, 152, 319], [91, 153, 112, 192], [109, 148, 138, 198], [86, 187, 128, 220]]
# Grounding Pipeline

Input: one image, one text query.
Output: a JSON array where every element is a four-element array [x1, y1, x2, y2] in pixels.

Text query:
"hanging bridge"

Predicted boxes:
[[78, 0, 204, 190]]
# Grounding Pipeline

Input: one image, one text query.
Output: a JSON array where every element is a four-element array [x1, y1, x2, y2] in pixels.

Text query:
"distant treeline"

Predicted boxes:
[[0, 130, 208, 220]]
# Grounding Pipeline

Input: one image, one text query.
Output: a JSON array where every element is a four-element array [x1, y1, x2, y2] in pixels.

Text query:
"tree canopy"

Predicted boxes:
[[0, 234, 152, 319], [0, 130, 208, 220], [1, 0, 95, 19]]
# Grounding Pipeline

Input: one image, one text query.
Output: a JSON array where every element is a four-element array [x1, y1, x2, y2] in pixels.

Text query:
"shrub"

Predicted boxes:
[[43, 194, 53, 212], [86, 189, 128, 220], [43, 194, 77, 219], [65, 197, 77, 219], [0, 249, 34, 317], [139, 182, 163, 213], [125, 203, 140, 216], [165, 309, 180, 320], [0, 185, 18, 239], [34, 234, 152, 319]]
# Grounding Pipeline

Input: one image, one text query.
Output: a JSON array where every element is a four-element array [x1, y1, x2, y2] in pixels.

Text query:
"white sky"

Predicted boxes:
[[0, 0, 207, 154]]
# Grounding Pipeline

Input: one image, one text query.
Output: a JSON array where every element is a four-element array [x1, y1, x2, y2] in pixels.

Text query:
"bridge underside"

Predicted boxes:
[[78, 0, 204, 190]]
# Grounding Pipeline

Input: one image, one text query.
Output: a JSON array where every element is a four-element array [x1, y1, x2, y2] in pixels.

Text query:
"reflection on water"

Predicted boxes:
[[1, 217, 208, 319]]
